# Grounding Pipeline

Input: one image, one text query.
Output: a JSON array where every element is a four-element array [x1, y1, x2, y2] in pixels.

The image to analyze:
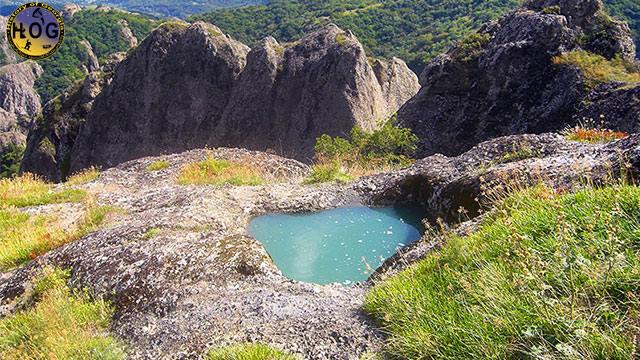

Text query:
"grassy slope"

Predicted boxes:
[[364, 184, 640, 359], [192, 0, 639, 72], [0, 268, 125, 359]]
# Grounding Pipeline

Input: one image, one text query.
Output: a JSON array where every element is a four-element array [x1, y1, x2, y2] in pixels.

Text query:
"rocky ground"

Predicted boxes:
[[1, 134, 640, 359]]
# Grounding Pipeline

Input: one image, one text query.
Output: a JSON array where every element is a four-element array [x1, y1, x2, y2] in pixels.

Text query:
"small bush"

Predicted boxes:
[[178, 157, 265, 186], [311, 115, 418, 182], [66, 167, 100, 186], [0, 144, 25, 179], [145, 160, 170, 172], [553, 50, 640, 86], [0, 173, 86, 208], [0, 268, 125, 359], [304, 161, 353, 184], [206, 343, 298, 360], [455, 32, 491, 62]]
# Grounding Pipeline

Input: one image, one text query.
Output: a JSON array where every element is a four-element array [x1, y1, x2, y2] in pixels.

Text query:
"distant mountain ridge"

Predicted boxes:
[[0, 0, 266, 17]]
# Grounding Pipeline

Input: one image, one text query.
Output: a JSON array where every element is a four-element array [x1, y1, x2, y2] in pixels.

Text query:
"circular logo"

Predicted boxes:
[[6, 3, 64, 60]]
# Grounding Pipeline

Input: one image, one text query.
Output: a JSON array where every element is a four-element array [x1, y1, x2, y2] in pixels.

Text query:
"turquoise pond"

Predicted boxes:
[[248, 206, 426, 285]]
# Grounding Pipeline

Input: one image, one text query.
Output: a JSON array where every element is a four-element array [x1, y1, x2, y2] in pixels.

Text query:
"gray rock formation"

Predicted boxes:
[[0, 62, 42, 145], [397, 0, 639, 157], [69, 22, 251, 173], [68, 23, 418, 172], [215, 25, 419, 160], [20, 54, 126, 181], [60, 4, 82, 19], [0, 17, 20, 66], [118, 19, 139, 48], [79, 40, 100, 73]]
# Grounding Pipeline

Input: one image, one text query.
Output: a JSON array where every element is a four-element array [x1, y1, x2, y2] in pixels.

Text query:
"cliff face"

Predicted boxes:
[[69, 22, 251, 172], [397, 0, 638, 157], [63, 23, 418, 173], [0, 62, 43, 146], [216, 25, 419, 160]]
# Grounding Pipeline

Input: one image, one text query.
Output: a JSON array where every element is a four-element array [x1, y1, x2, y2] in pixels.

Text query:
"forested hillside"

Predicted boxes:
[[0, 1, 265, 18], [35, 9, 158, 104], [192, 0, 640, 72]]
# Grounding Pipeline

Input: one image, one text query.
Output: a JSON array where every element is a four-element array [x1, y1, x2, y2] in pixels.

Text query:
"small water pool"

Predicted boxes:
[[248, 206, 425, 285]]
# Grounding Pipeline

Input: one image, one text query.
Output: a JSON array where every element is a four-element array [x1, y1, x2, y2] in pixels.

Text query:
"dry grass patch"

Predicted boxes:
[[0, 173, 86, 208], [178, 157, 265, 186], [66, 167, 100, 186], [0, 204, 117, 271], [553, 50, 640, 86], [145, 160, 170, 172], [0, 268, 125, 359], [564, 126, 628, 144]]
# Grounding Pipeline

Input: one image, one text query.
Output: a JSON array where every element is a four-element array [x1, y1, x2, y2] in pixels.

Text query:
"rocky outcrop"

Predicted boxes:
[[358, 133, 640, 223], [0, 62, 42, 151], [2, 148, 381, 359], [3, 133, 640, 358], [397, 0, 639, 157], [215, 25, 419, 159], [69, 22, 251, 173], [61, 4, 82, 19], [118, 19, 139, 48], [0, 17, 20, 66], [20, 53, 126, 181], [67, 23, 418, 173], [79, 40, 100, 73]]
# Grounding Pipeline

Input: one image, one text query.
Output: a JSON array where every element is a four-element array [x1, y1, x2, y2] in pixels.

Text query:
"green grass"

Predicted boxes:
[[145, 160, 170, 172], [365, 184, 640, 359], [206, 343, 298, 360], [0, 268, 125, 359], [0, 174, 86, 208], [177, 157, 265, 186], [553, 50, 640, 86], [0, 174, 118, 270], [66, 167, 101, 186], [0, 205, 116, 271], [141, 228, 161, 240], [497, 143, 540, 164], [304, 161, 353, 184]]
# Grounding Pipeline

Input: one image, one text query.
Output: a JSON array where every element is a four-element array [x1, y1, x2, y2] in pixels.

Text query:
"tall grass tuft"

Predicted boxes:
[[178, 157, 264, 186], [0, 173, 86, 208], [0, 268, 126, 359], [553, 50, 640, 86], [365, 184, 640, 359], [206, 343, 298, 360]]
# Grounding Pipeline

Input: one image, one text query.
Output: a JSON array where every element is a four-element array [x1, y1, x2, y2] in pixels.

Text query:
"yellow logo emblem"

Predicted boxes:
[[6, 3, 64, 60]]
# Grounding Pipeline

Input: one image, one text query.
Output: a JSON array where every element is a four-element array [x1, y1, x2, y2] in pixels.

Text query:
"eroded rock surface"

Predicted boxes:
[[3, 148, 380, 359], [397, 0, 639, 157], [0, 61, 42, 160], [4, 134, 640, 359]]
